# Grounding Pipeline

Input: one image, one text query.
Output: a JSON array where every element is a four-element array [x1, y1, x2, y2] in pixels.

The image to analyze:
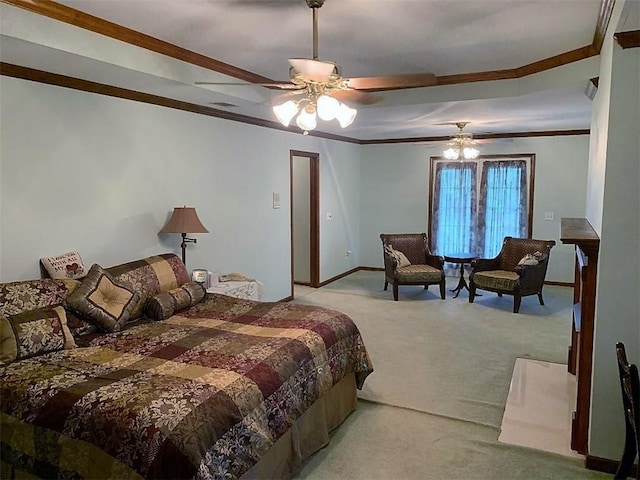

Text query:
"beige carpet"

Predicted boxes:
[[291, 270, 610, 480]]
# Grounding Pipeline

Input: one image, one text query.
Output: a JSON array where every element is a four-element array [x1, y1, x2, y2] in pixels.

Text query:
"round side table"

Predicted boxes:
[[444, 253, 477, 298]]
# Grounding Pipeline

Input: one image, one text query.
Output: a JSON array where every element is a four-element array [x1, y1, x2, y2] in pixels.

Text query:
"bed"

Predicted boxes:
[[0, 254, 373, 479]]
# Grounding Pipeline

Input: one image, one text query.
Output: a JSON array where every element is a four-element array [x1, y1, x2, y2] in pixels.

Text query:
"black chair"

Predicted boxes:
[[615, 342, 640, 480]]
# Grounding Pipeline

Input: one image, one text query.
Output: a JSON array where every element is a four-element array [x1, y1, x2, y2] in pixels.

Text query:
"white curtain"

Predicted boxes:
[[431, 158, 529, 258], [431, 162, 477, 255]]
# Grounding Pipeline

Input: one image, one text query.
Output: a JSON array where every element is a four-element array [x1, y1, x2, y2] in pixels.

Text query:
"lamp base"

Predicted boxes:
[[180, 233, 197, 266]]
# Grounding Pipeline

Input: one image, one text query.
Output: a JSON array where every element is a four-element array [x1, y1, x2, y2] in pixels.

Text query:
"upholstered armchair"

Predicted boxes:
[[380, 233, 446, 301], [468, 236, 556, 313]]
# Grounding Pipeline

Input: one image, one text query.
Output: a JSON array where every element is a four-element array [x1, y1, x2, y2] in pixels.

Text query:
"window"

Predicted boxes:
[[428, 154, 535, 258]]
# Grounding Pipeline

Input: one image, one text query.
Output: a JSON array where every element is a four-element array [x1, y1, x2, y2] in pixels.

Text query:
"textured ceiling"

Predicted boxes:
[[2, 0, 637, 141]]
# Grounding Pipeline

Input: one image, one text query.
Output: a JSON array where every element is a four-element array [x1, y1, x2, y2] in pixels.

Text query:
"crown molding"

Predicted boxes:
[[361, 130, 590, 145], [0, 0, 273, 85], [615, 30, 640, 49], [0, 62, 590, 145], [2, 0, 615, 88], [0, 62, 360, 144]]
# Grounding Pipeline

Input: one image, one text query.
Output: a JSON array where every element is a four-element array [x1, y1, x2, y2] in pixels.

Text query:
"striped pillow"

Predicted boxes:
[[144, 281, 206, 320], [106, 254, 189, 320]]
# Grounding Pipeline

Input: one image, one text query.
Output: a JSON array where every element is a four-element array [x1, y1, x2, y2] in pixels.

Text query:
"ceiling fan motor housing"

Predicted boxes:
[[306, 0, 326, 8]]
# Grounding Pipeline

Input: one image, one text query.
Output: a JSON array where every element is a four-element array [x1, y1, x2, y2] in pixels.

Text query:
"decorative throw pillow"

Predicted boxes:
[[0, 305, 76, 364], [385, 245, 411, 268], [517, 252, 545, 266], [65, 264, 139, 333], [40, 251, 88, 280], [394, 250, 412, 267], [106, 254, 189, 321], [144, 281, 206, 320]]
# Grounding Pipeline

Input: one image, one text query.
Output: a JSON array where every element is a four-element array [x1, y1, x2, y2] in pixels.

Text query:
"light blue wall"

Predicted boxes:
[[316, 142, 362, 280], [360, 136, 589, 283], [0, 77, 588, 300], [0, 75, 589, 295], [0, 76, 360, 300], [586, 0, 640, 459]]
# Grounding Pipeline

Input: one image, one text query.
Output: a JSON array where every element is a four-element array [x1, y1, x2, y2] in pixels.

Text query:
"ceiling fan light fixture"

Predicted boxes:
[[273, 100, 299, 127], [273, 94, 357, 132], [336, 103, 357, 128], [296, 108, 317, 132], [443, 147, 460, 160], [463, 147, 480, 159], [288, 58, 336, 83], [317, 94, 340, 120], [442, 122, 480, 160]]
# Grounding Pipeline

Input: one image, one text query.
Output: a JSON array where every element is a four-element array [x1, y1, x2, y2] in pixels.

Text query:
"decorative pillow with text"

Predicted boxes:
[[40, 251, 87, 280]]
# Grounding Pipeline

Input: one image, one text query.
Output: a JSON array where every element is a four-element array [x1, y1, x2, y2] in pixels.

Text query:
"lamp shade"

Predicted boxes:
[[317, 94, 340, 121], [159, 207, 209, 234], [336, 103, 357, 128], [273, 100, 299, 127], [296, 108, 317, 131]]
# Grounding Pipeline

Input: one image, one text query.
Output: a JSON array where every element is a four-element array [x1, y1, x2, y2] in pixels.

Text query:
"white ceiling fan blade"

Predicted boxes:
[[288, 58, 336, 82]]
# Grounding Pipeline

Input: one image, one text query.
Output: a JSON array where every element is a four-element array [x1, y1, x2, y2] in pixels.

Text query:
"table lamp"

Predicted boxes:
[[159, 206, 209, 266]]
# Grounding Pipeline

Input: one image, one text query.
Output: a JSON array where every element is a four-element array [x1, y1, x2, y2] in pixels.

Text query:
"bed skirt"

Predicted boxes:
[[241, 372, 358, 479]]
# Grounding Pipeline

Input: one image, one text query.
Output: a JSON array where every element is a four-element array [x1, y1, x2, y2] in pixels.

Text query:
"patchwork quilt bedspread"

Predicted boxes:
[[0, 294, 373, 479]]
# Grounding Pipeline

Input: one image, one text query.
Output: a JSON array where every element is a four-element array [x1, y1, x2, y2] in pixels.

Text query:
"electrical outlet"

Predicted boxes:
[[544, 211, 554, 221], [326, 212, 333, 221]]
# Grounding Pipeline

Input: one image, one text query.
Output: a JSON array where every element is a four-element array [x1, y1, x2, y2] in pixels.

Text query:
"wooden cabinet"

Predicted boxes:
[[560, 218, 600, 455]]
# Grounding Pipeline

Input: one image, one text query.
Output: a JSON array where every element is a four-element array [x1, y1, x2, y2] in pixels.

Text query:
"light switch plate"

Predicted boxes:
[[326, 211, 333, 221], [272, 192, 281, 209]]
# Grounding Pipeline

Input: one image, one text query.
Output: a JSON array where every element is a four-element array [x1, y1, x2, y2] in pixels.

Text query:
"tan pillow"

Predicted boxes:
[[65, 264, 139, 333], [394, 250, 412, 267], [0, 305, 76, 364], [519, 251, 546, 266], [144, 281, 206, 320], [386, 245, 411, 267], [40, 251, 88, 280]]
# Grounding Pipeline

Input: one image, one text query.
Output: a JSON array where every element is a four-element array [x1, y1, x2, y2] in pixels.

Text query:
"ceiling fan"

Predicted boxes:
[[443, 122, 481, 160], [195, 0, 437, 131]]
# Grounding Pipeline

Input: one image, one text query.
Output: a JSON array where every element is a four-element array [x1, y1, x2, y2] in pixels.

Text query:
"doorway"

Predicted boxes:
[[290, 150, 320, 298]]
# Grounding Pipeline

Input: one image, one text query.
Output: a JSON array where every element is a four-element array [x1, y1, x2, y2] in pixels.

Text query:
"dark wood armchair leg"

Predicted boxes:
[[393, 283, 399, 301], [497, 292, 503, 297], [424, 284, 429, 290], [384, 280, 388, 291], [513, 295, 522, 313], [614, 431, 637, 479], [469, 286, 475, 303], [439, 281, 446, 300], [537, 292, 545, 305]]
